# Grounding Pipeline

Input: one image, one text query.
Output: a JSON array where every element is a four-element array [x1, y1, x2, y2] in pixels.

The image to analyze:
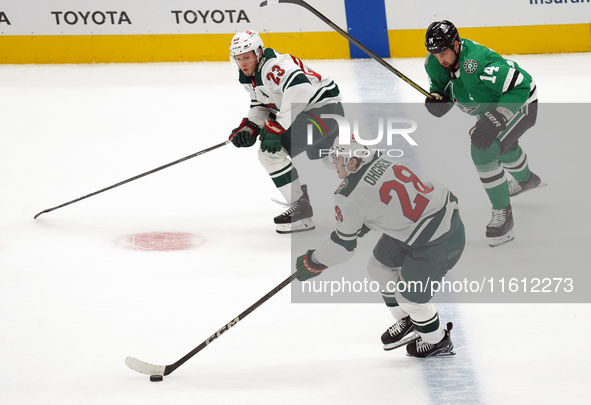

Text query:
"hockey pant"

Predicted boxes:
[[258, 102, 343, 204], [471, 101, 538, 210], [367, 216, 465, 344]]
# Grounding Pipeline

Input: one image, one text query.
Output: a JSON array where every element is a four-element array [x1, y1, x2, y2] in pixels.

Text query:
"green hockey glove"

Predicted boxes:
[[229, 118, 260, 148], [469, 110, 507, 150], [260, 118, 285, 154], [358, 224, 371, 238], [425, 91, 453, 118], [296, 250, 328, 281]]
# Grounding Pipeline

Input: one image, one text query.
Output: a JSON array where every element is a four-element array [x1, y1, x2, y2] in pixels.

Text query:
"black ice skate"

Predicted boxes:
[[486, 204, 514, 247], [381, 315, 419, 351], [274, 185, 315, 234], [509, 172, 547, 197], [406, 322, 455, 358]]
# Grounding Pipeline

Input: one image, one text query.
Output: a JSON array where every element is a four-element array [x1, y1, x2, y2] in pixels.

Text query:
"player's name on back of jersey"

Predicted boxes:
[[362, 159, 394, 186]]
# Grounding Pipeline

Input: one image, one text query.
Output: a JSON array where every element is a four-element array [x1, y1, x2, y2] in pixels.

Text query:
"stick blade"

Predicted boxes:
[[34, 210, 49, 219], [125, 356, 166, 376]]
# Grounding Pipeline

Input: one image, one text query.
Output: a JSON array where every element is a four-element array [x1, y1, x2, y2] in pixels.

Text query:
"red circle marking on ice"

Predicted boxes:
[[115, 232, 206, 252]]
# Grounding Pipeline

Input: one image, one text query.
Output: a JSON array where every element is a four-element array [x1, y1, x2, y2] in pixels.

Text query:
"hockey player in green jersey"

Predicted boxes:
[[295, 138, 465, 357], [228, 30, 344, 234], [424, 20, 545, 247]]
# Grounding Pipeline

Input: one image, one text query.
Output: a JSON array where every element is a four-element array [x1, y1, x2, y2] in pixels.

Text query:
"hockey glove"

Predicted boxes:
[[358, 224, 371, 238], [260, 118, 286, 154], [469, 109, 507, 150], [296, 250, 328, 281], [229, 118, 260, 148], [425, 91, 453, 118]]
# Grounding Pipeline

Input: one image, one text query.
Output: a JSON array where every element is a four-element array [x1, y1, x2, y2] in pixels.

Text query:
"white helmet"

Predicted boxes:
[[230, 30, 264, 60], [325, 136, 374, 174]]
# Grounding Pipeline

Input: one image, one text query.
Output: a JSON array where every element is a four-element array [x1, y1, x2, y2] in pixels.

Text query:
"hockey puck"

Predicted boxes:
[[150, 375, 163, 382]]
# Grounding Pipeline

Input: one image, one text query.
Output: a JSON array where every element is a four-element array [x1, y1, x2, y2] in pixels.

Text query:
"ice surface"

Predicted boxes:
[[1, 52, 590, 404]]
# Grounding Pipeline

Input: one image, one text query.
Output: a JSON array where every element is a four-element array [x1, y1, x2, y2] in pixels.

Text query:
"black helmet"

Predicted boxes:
[[425, 20, 460, 54]]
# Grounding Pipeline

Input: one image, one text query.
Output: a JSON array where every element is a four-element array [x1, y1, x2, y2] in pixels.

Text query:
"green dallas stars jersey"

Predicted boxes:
[[425, 39, 537, 117], [238, 48, 341, 130]]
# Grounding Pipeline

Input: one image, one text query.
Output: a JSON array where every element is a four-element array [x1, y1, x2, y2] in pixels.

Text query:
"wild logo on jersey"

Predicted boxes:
[[337, 178, 349, 193]]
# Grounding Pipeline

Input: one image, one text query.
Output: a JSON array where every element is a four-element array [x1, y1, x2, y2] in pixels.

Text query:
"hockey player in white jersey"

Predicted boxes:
[[228, 30, 344, 234], [296, 139, 465, 357]]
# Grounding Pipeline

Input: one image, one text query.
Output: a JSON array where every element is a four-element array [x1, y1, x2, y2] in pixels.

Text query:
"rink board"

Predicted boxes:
[[1, 0, 590, 63]]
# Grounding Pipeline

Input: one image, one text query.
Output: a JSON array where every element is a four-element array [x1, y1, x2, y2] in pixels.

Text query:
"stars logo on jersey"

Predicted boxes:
[[463, 59, 478, 74]]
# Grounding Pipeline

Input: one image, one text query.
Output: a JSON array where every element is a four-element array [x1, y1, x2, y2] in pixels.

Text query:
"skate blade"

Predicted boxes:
[[407, 350, 456, 358], [383, 331, 420, 351], [511, 180, 548, 197], [276, 218, 315, 234], [488, 230, 514, 247], [431, 350, 456, 357]]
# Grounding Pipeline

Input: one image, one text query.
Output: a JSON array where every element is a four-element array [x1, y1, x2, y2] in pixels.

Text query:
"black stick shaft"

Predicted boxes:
[[163, 271, 299, 375], [34, 140, 230, 219], [260, 0, 432, 98]]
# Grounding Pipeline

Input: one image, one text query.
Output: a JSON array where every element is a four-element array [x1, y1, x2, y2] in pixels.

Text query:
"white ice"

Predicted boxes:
[[1, 51, 590, 405]]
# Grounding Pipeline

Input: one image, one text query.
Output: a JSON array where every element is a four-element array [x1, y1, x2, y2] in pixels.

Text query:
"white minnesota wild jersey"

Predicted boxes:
[[314, 154, 459, 267], [239, 47, 341, 130]]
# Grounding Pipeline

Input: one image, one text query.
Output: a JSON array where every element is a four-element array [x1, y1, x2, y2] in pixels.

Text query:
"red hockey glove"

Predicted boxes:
[[469, 110, 507, 150], [260, 118, 286, 154], [229, 118, 260, 148], [296, 250, 328, 281]]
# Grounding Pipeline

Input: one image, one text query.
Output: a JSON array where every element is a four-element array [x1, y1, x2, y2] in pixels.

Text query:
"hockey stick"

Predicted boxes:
[[260, 0, 432, 98], [33, 140, 230, 219], [125, 271, 299, 377]]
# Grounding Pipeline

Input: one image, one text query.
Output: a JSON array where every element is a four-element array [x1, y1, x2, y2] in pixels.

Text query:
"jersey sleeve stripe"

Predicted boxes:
[[336, 228, 363, 240], [502, 69, 523, 93], [330, 231, 357, 252], [528, 85, 538, 103], [250, 99, 265, 108], [309, 81, 339, 104], [282, 71, 310, 92]]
